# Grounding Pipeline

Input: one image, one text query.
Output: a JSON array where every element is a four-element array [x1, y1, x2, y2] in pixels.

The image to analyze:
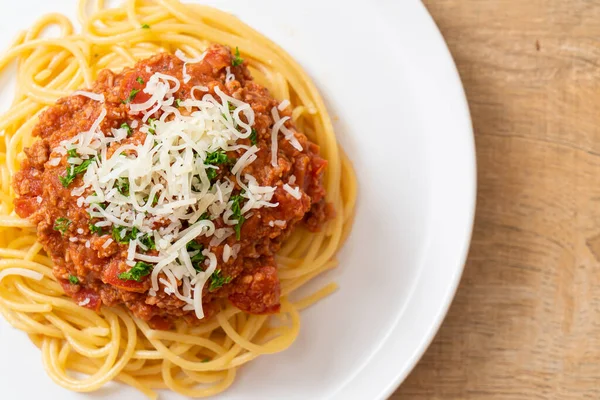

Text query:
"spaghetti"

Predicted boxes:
[[0, 0, 356, 398]]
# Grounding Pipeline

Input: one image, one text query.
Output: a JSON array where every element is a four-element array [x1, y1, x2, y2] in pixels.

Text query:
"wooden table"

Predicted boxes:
[[392, 1, 600, 398]]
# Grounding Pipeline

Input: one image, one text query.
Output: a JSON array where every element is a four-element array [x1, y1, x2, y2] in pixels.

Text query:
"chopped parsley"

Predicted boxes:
[[122, 88, 140, 104], [136, 76, 144, 84], [92, 197, 108, 210], [230, 193, 245, 239], [250, 128, 258, 145], [205, 150, 229, 165], [186, 240, 205, 271], [89, 223, 103, 235], [139, 233, 155, 251], [111, 226, 152, 249], [118, 261, 152, 282], [143, 193, 159, 207], [112, 226, 139, 244], [234, 215, 245, 240], [116, 177, 130, 196], [206, 168, 217, 181], [232, 47, 244, 67], [53, 217, 71, 235], [222, 102, 238, 127], [120, 122, 133, 136], [147, 118, 157, 134], [204, 150, 233, 181], [209, 269, 232, 291], [59, 157, 94, 187], [141, 24, 150, 29], [112, 226, 126, 242], [175, 98, 183, 107], [68, 275, 79, 285], [90, 192, 108, 210]]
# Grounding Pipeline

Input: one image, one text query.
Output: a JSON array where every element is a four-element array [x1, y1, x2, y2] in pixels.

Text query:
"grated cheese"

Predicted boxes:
[[72, 90, 105, 103], [278, 99, 290, 111], [231, 244, 241, 259], [175, 49, 207, 84], [272, 107, 303, 151], [283, 183, 302, 200], [225, 66, 235, 83], [57, 66, 303, 320], [78, 298, 91, 306], [223, 244, 232, 262]]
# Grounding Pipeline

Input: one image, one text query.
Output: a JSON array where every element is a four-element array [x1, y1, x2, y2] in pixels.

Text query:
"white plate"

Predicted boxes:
[[0, 1, 475, 399]]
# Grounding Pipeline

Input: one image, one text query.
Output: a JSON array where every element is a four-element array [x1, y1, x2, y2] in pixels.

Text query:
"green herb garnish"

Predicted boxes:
[[68, 275, 79, 285], [139, 233, 155, 251], [205, 150, 230, 165], [112, 226, 139, 244], [59, 157, 94, 187], [59, 168, 75, 187], [141, 24, 150, 29], [221, 102, 238, 126], [118, 261, 152, 282], [230, 193, 245, 239], [116, 177, 130, 196], [186, 240, 206, 271], [144, 193, 159, 207], [121, 122, 133, 136], [209, 269, 232, 291], [122, 88, 140, 104], [234, 215, 245, 240], [89, 192, 108, 211], [94, 202, 107, 210], [89, 223, 103, 235], [147, 118, 157, 134], [250, 128, 258, 145], [232, 47, 243, 67], [53, 217, 71, 235], [136, 76, 144, 84], [67, 148, 78, 158], [112, 226, 126, 242], [204, 150, 232, 182], [175, 98, 183, 107], [206, 168, 217, 181]]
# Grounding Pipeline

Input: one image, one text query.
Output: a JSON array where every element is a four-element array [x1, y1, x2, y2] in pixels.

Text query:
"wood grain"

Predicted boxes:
[[392, 1, 600, 399]]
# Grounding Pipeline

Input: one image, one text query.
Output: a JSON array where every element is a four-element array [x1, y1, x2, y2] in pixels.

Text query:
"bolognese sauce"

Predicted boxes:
[[13, 44, 331, 329]]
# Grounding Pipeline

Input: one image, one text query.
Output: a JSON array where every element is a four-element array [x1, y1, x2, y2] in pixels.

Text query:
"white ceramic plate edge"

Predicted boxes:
[[331, 2, 476, 399]]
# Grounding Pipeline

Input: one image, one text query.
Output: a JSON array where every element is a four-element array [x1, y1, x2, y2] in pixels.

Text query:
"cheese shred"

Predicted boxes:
[[56, 70, 280, 319]]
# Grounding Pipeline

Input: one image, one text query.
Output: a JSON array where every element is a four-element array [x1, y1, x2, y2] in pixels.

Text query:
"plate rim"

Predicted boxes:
[[340, 2, 477, 399]]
